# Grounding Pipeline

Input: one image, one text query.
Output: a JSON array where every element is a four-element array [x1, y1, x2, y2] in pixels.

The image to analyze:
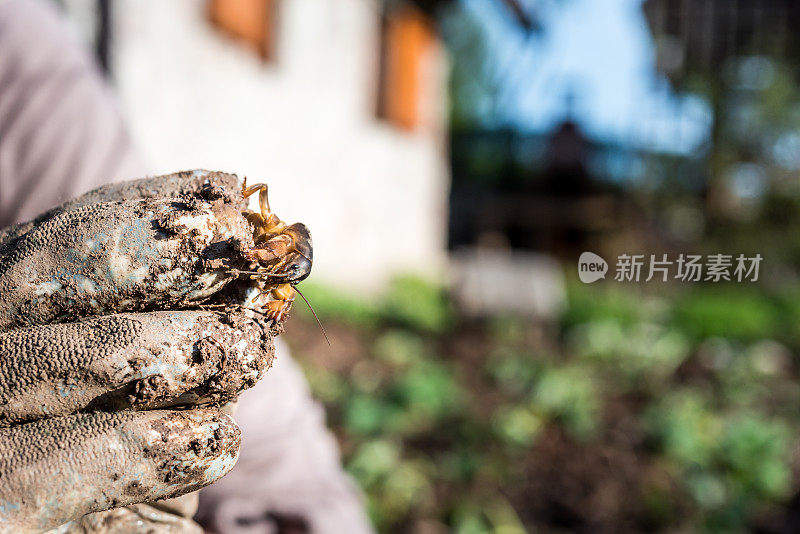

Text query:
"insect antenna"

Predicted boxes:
[[294, 286, 331, 347]]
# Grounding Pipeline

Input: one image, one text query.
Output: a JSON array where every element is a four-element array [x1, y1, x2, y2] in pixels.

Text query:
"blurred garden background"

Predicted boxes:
[[284, 0, 800, 532], [57, 0, 800, 531]]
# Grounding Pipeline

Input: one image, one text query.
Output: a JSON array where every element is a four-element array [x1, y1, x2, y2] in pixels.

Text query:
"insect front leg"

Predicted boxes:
[[262, 283, 296, 322]]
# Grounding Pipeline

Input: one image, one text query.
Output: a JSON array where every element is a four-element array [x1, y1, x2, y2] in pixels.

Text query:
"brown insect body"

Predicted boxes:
[[240, 179, 313, 322]]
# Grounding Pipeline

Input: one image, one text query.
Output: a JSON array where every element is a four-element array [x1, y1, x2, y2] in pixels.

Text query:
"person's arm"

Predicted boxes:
[[196, 340, 375, 534], [0, 0, 146, 228]]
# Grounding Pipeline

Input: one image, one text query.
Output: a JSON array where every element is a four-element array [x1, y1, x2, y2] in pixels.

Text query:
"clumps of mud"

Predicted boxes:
[[0, 171, 280, 426], [0, 173, 260, 331], [0, 171, 290, 532], [0, 170, 284, 423], [0, 309, 279, 427], [0, 409, 240, 532], [0, 170, 245, 244]]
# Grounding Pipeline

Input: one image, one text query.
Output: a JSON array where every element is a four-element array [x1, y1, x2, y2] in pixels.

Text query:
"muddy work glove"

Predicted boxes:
[[0, 171, 287, 533]]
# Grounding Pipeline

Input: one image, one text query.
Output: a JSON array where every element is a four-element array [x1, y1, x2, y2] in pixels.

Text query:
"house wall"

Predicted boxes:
[[111, 0, 450, 291]]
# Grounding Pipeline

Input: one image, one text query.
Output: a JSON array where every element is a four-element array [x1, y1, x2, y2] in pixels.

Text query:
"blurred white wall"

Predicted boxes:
[[109, 0, 449, 292]]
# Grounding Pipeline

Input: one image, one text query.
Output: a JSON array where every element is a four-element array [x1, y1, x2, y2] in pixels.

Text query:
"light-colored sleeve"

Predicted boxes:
[[196, 340, 375, 534], [0, 0, 147, 228], [0, 3, 371, 532]]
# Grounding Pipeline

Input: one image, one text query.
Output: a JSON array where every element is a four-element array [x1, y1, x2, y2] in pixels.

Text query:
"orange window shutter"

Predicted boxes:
[[380, 6, 434, 131], [208, 0, 277, 60]]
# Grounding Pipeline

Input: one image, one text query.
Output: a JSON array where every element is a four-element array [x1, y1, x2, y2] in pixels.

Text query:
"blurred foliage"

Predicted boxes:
[[439, 2, 503, 130], [642, 56, 800, 272], [293, 281, 381, 328], [286, 277, 800, 533], [671, 289, 780, 342], [297, 274, 454, 333], [303, 4, 800, 533], [647, 392, 791, 532], [382, 275, 456, 334]]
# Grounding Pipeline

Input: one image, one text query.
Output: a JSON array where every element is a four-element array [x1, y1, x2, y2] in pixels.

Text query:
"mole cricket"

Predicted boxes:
[[232, 179, 328, 342]]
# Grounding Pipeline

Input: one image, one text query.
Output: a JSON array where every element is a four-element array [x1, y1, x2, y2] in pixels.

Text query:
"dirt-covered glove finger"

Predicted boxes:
[[0, 174, 256, 331], [0, 408, 238, 534], [0, 170, 243, 244], [46, 504, 203, 534], [0, 309, 277, 426]]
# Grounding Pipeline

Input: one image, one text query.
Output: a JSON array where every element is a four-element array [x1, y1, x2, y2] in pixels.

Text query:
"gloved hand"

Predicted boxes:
[[0, 170, 280, 533]]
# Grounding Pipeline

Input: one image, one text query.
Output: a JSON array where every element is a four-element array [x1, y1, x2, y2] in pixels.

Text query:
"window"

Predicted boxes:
[[208, 0, 279, 61], [376, 2, 435, 131]]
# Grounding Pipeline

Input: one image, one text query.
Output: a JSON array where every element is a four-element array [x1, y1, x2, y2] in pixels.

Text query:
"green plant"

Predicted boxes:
[[294, 281, 381, 327], [647, 390, 792, 532], [671, 289, 778, 342], [562, 281, 648, 328], [530, 364, 599, 440], [290, 277, 800, 534], [381, 275, 454, 334]]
